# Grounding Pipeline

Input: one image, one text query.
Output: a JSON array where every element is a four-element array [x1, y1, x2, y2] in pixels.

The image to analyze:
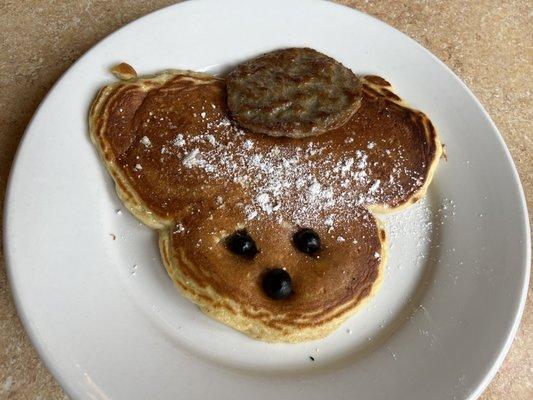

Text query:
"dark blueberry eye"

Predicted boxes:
[[262, 268, 293, 300], [226, 230, 258, 259], [293, 228, 321, 255]]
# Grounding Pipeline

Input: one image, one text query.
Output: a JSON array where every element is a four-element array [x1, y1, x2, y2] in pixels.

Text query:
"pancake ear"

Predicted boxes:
[[343, 76, 442, 213], [90, 68, 241, 228]]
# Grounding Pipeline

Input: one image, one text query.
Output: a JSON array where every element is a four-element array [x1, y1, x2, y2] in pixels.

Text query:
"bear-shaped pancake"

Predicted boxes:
[[90, 65, 441, 342]]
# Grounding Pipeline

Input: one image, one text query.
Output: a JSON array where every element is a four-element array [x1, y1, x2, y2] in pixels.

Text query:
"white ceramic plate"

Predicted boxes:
[[5, 1, 530, 399]]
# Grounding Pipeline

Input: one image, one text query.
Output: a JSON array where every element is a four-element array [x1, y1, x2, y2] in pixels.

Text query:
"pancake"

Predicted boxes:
[[227, 48, 362, 138], [89, 64, 441, 342]]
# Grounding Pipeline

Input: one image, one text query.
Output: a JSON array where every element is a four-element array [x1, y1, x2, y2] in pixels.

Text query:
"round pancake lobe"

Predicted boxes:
[[226, 48, 362, 138], [89, 64, 441, 342]]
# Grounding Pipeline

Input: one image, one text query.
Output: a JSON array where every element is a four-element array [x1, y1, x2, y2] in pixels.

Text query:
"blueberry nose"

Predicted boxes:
[[262, 268, 293, 300]]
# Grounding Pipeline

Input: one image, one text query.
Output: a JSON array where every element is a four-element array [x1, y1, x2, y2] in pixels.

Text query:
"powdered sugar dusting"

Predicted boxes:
[[132, 103, 427, 227]]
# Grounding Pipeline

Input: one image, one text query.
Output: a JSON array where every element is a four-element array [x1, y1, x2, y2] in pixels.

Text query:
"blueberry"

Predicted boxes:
[[293, 228, 321, 255], [262, 268, 293, 300], [226, 230, 258, 259]]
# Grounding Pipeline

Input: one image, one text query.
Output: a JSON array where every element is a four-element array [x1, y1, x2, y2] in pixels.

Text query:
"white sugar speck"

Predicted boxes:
[[140, 135, 152, 147], [309, 181, 322, 196], [323, 187, 334, 199], [356, 150, 368, 169], [134, 163, 142, 171], [206, 134, 216, 145], [243, 139, 254, 150], [182, 149, 201, 168], [341, 158, 354, 173], [173, 134, 185, 147], [173, 223, 185, 234], [256, 193, 273, 214], [369, 180, 381, 193]]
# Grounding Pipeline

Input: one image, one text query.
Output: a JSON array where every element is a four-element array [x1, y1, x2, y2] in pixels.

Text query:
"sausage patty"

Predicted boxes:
[[226, 48, 362, 138]]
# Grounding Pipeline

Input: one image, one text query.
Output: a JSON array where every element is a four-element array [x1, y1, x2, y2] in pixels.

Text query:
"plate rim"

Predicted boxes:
[[3, 0, 530, 399]]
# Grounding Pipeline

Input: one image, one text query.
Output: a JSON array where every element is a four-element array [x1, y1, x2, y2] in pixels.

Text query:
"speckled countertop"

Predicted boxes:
[[0, 1, 531, 399]]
